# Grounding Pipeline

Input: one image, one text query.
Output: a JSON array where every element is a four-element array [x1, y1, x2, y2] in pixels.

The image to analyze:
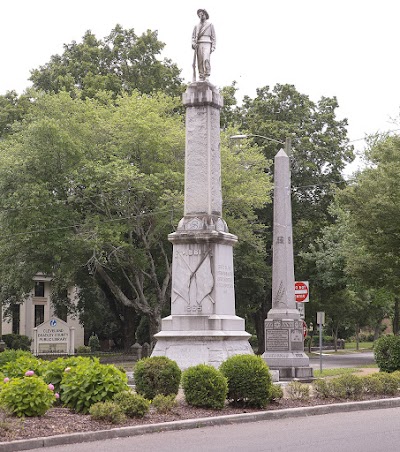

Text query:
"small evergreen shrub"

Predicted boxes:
[[151, 394, 177, 413], [269, 384, 283, 401], [286, 381, 310, 400], [77, 345, 92, 354], [88, 334, 101, 352], [182, 364, 228, 410], [114, 391, 150, 418], [0, 375, 56, 417], [89, 401, 126, 424], [220, 354, 272, 408], [61, 362, 128, 413], [374, 335, 400, 373], [373, 373, 398, 395], [362, 374, 384, 396], [313, 379, 334, 398], [330, 374, 363, 399], [134, 356, 181, 400]]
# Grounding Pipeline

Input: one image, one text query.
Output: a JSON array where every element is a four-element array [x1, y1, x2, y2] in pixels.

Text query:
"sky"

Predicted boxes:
[[1, 0, 400, 173]]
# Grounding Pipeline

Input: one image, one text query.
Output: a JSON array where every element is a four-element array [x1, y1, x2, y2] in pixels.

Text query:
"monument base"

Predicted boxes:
[[152, 326, 253, 370], [262, 351, 313, 381]]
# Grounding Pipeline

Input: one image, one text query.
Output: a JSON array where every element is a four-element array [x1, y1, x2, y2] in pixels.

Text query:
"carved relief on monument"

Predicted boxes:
[[273, 280, 286, 307], [172, 244, 215, 313]]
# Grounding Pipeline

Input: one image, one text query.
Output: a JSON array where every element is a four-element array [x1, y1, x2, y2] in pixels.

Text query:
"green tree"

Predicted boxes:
[[29, 25, 183, 99]]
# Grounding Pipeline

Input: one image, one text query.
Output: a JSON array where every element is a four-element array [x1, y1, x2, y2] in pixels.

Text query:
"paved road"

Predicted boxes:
[[309, 351, 375, 369], [29, 406, 400, 452]]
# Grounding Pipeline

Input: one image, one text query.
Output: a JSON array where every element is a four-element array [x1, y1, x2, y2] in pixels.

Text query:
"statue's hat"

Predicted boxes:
[[197, 9, 209, 19]]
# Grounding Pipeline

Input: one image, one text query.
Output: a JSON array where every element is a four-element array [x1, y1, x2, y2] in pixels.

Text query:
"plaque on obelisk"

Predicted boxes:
[[262, 149, 313, 380], [151, 10, 253, 369]]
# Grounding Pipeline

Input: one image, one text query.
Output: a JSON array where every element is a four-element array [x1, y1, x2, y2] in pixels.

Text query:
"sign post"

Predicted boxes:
[[295, 281, 309, 320], [317, 311, 325, 373]]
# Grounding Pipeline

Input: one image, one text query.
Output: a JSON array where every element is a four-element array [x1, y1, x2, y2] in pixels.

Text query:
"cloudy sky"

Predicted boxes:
[[1, 0, 399, 170]]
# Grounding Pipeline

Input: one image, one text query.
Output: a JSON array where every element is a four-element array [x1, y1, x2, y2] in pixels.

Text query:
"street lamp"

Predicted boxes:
[[229, 134, 291, 155]]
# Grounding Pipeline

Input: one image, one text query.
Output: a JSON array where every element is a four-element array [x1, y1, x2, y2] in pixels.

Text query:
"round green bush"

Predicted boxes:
[[220, 354, 272, 408], [114, 391, 150, 418], [374, 335, 400, 373], [60, 362, 128, 413], [0, 375, 56, 417], [134, 356, 181, 400], [182, 364, 228, 410]]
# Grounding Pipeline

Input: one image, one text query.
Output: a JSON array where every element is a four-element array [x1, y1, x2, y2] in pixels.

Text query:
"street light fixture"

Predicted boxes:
[[230, 134, 292, 156]]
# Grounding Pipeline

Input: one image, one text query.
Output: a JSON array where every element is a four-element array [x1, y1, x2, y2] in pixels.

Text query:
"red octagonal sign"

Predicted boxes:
[[295, 281, 309, 303]]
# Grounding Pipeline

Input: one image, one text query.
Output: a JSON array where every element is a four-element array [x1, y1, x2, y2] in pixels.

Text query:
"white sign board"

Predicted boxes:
[[33, 318, 75, 355]]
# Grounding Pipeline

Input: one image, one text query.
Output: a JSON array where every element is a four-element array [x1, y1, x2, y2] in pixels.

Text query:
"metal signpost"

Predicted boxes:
[[317, 311, 325, 373]]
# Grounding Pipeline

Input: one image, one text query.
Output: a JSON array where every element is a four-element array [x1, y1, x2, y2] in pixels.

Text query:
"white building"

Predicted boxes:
[[1, 275, 84, 351]]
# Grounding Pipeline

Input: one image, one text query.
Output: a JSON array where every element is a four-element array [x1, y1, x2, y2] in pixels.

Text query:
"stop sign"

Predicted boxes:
[[295, 281, 309, 303]]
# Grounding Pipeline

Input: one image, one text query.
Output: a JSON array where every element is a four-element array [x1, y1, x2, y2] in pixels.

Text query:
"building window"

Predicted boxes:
[[34, 305, 45, 327], [12, 304, 20, 334], [34, 282, 45, 298]]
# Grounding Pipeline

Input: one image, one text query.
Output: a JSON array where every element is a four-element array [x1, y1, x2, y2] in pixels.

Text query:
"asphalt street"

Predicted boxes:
[[308, 351, 375, 369], [27, 406, 400, 452]]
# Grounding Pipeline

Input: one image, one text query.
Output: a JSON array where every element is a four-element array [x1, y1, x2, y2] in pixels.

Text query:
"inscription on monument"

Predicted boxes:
[[266, 329, 289, 351], [216, 264, 234, 289]]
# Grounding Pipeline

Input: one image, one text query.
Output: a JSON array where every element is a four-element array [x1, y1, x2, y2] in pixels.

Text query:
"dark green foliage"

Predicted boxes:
[[134, 357, 181, 400], [60, 362, 128, 413], [114, 391, 150, 418], [1, 334, 32, 351], [374, 335, 400, 372], [219, 355, 272, 408], [151, 394, 177, 413], [89, 401, 126, 424], [181, 365, 228, 410], [88, 334, 100, 352], [0, 376, 55, 417]]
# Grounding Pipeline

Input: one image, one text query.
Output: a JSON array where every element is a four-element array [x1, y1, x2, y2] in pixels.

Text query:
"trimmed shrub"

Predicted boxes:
[[89, 401, 126, 424], [286, 381, 310, 400], [372, 372, 398, 395], [61, 362, 128, 413], [151, 394, 177, 413], [182, 364, 228, 410], [134, 356, 181, 400], [114, 391, 150, 418], [362, 374, 384, 396], [0, 375, 56, 417], [269, 384, 283, 401], [88, 334, 100, 352], [220, 354, 272, 408], [374, 335, 400, 373], [313, 379, 334, 399]]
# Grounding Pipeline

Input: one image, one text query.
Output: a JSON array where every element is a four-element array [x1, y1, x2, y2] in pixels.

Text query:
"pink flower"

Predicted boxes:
[[64, 367, 71, 373], [3, 377, 9, 383], [55, 393, 60, 399], [25, 370, 35, 377], [48, 384, 55, 391]]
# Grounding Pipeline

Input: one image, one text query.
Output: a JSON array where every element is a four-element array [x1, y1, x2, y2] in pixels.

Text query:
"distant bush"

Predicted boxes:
[[134, 356, 181, 400], [182, 364, 227, 410], [374, 335, 400, 372], [88, 334, 100, 352], [89, 401, 126, 424], [76, 345, 92, 355], [220, 354, 272, 408], [114, 391, 150, 418], [2, 334, 32, 351]]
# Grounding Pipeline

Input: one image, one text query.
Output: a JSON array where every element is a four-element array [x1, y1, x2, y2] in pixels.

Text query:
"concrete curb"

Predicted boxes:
[[3, 397, 400, 451]]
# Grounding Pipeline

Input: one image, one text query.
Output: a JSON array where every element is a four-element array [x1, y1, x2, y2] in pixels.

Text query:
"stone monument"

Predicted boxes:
[[151, 10, 253, 369], [262, 149, 313, 380]]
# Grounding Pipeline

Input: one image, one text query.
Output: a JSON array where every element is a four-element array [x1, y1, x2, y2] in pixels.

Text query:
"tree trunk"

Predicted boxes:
[[374, 321, 381, 341], [355, 323, 360, 350], [148, 313, 162, 350], [333, 322, 339, 352], [393, 298, 400, 335], [252, 300, 270, 354]]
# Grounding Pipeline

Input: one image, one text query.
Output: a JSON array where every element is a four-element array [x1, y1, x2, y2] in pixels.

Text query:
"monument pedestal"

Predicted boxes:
[[152, 82, 253, 369]]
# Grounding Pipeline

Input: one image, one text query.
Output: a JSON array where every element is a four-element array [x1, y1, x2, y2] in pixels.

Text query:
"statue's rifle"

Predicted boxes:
[[192, 47, 197, 82]]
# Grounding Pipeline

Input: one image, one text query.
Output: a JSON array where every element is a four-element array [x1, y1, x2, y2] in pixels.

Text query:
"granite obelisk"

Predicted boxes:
[[262, 149, 313, 379], [151, 12, 253, 368]]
